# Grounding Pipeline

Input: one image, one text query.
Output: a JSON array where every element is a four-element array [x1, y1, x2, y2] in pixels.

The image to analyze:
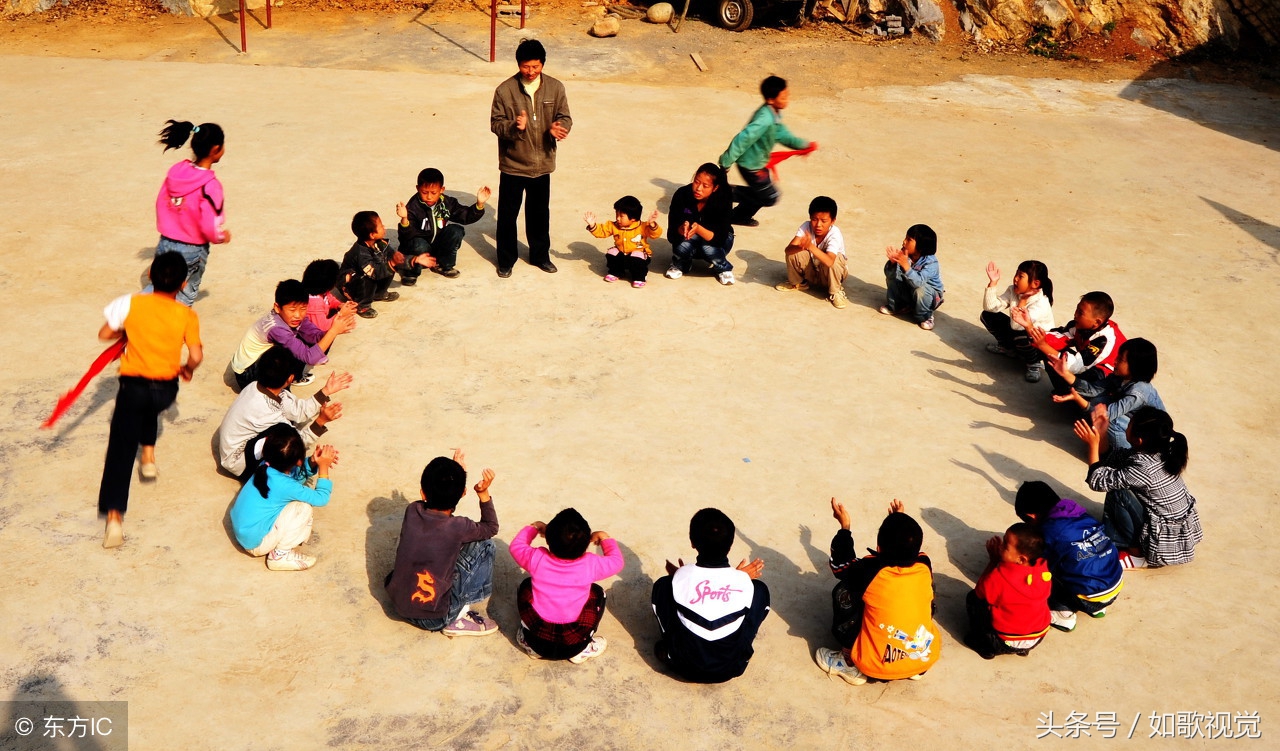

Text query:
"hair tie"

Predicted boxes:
[[192, 125, 200, 134]]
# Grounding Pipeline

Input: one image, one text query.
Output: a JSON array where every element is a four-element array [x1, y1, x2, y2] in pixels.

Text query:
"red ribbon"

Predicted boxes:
[[763, 143, 818, 180], [42, 339, 126, 429]]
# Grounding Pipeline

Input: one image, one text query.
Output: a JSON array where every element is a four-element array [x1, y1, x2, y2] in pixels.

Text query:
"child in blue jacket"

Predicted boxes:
[[1015, 480, 1123, 632], [881, 224, 944, 331]]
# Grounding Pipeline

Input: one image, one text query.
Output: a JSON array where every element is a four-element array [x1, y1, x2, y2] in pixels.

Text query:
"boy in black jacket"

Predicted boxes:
[[340, 211, 399, 319], [396, 168, 490, 281]]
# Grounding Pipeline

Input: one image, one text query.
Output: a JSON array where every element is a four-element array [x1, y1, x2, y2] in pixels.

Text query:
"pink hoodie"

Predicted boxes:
[[155, 160, 227, 246]]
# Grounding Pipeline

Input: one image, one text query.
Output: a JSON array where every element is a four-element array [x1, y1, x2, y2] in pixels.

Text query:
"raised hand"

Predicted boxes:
[[476, 186, 491, 205], [474, 467, 495, 498], [316, 401, 343, 425], [888, 498, 905, 515], [830, 497, 852, 530], [395, 201, 408, 222], [986, 261, 1000, 285], [736, 557, 765, 579], [583, 211, 596, 227], [322, 370, 352, 396]]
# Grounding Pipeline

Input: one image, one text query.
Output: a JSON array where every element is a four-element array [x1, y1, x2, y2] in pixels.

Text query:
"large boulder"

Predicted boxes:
[[647, 1, 674, 22], [590, 15, 621, 36], [900, 0, 946, 40]]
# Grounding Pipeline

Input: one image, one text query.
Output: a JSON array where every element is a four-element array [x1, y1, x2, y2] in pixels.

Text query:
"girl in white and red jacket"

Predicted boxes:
[[152, 119, 230, 306]]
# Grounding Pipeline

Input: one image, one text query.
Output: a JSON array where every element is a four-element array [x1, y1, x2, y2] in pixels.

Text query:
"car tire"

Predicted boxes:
[[716, 0, 753, 31]]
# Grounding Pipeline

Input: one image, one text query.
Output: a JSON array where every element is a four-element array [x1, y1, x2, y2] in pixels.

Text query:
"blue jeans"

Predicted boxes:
[[405, 539, 495, 631], [1102, 488, 1146, 550], [885, 273, 941, 323], [671, 229, 735, 273], [145, 236, 209, 307]]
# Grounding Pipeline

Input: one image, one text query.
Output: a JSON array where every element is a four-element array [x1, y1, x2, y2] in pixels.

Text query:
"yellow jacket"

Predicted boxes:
[[588, 220, 662, 258]]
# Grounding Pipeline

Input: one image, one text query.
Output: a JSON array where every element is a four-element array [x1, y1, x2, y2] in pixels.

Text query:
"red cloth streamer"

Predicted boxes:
[[764, 143, 818, 181], [42, 339, 126, 429]]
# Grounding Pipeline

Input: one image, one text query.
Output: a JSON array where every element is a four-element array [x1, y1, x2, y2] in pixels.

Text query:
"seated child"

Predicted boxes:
[[1076, 406, 1202, 569], [775, 195, 848, 309], [340, 211, 399, 319], [666, 163, 737, 286], [881, 224, 944, 330], [1015, 480, 1123, 633], [229, 424, 335, 571], [584, 195, 662, 288], [1023, 291, 1125, 399], [651, 508, 770, 683], [217, 345, 351, 478], [1054, 338, 1164, 450], [395, 168, 489, 281], [385, 452, 500, 636], [964, 523, 1052, 659], [510, 508, 624, 663], [816, 498, 941, 685], [981, 259, 1054, 382], [303, 258, 356, 333], [230, 279, 353, 391]]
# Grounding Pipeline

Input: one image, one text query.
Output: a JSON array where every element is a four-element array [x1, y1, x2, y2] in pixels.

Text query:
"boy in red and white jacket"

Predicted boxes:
[[965, 523, 1053, 659], [1022, 290, 1125, 399]]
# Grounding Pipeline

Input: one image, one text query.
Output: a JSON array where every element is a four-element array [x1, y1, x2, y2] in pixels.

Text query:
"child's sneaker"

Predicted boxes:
[[515, 627, 542, 659], [568, 635, 608, 664], [1025, 362, 1044, 383], [919, 316, 935, 331], [815, 647, 867, 685], [829, 291, 849, 309], [103, 517, 124, 549], [1118, 551, 1148, 569], [775, 280, 808, 291], [878, 305, 895, 316], [907, 671, 926, 681], [1089, 608, 1108, 619], [1050, 609, 1078, 632], [139, 462, 158, 481], [374, 291, 400, 303], [294, 373, 316, 387], [632, 280, 645, 289], [664, 266, 683, 280], [357, 306, 378, 319], [716, 271, 736, 286], [443, 610, 498, 637], [266, 549, 317, 571], [603, 274, 619, 283], [986, 342, 1015, 356]]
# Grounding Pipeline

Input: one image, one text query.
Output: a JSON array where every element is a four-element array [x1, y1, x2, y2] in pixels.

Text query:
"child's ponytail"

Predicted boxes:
[[252, 461, 273, 499], [158, 119, 225, 160], [1128, 407, 1188, 475], [251, 424, 307, 498], [1018, 260, 1054, 306]]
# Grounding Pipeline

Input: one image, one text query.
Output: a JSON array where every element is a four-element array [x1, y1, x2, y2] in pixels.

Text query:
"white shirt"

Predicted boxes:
[[796, 222, 846, 257]]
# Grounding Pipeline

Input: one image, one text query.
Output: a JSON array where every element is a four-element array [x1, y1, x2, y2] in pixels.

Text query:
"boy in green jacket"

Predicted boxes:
[[718, 76, 815, 228]]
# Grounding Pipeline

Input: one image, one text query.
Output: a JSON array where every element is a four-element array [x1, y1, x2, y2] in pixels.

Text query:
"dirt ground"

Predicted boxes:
[[1, 5, 1279, 750]]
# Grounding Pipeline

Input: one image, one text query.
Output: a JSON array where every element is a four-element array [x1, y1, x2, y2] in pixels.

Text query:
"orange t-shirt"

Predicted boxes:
[[113, 294, 201, 380], [852, 562, 941, 680]]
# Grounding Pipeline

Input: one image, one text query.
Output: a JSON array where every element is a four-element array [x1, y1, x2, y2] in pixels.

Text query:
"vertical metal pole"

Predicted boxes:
[[266, 0, 272, 29], [520, 0, 526, 29], [489, 0, 497, 63], [239, 0, 247, 52]]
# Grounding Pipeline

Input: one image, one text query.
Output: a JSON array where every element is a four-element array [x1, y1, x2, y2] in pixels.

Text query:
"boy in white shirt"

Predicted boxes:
[[776, 196, 848, 309]]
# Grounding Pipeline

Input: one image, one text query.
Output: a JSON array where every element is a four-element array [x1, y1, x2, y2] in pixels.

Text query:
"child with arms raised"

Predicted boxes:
[[230, 279, 353, 390], [981, 259, 1054, 382], [510, 508, 624, 663], [1075, 407, 1202, 569], [584, 195, 662, 288], [395, 168, 489, 281], [303, 259, 356, 334], [1023, 291, 1125, 399], [1015, 480, 1123, 633], [1053, 338, 1164, 450], [964, 523, 1052, 659], [816, 498, 940, 685]]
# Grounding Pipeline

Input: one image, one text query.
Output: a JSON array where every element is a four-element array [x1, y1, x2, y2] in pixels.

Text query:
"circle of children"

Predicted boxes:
[[92, 41, 1202, 686]]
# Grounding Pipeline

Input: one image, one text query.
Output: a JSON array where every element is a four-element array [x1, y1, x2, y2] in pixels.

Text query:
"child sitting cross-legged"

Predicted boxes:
[[964, 523, 1053, 659], [1015, 480, 1123, 633], [510, 508, 624, 663], [816, 498, 941, 685], [584, 196, 662, 288]]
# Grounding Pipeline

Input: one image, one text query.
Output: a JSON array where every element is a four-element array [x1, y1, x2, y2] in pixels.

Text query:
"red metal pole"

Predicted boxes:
[[266, 0, 272, 29], [489, 0, 497, 63], [239, 0, 247, 52], [520, 0, 526, 29]]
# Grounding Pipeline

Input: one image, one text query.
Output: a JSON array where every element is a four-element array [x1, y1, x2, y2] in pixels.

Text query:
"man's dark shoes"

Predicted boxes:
[[497, 266, 513, 278], [537, 261, 558, 274]]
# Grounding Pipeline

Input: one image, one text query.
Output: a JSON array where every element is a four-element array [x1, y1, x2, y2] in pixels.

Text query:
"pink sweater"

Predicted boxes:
[[510, 525, 624, 624], [155, 160, 228, 246], [306, 292, 342, 332]]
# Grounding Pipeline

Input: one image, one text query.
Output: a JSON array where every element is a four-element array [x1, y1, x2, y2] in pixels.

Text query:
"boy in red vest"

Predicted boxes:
[[965, 523, 1053, 659]]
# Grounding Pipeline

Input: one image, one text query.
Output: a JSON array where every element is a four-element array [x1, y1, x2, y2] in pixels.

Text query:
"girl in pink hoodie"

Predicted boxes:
[[153, 119, 230, 306]]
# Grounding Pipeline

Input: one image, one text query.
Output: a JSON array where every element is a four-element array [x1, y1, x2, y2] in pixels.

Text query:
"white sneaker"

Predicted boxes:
[[266, 549, 317, 571], [569, 636, 608, 664], [815, 647, 866, 685], [1025, 362, 1045, 383], [717, 271, 736, 286], [664, 266, 683, 280], [1050, 609, 1078, 632], [515, 627, 542, 659]]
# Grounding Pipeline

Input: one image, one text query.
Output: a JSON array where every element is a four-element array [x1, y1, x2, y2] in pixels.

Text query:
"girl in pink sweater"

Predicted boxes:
[[511, 508, 624, 663], [153, 119, 231, 306]]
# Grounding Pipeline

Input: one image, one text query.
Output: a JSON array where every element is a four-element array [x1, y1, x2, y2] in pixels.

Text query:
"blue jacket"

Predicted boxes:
[[1041, 499, 1123, 598], [886, 254, 944, 297]]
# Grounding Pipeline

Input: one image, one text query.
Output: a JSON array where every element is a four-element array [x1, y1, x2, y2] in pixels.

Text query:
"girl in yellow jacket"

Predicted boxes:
[[585, 195, 662, 288]]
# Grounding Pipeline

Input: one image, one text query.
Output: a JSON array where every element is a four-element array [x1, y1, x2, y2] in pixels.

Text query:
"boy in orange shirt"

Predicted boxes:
[[97, 251, 203, 549], [816, 498, 941, 685]]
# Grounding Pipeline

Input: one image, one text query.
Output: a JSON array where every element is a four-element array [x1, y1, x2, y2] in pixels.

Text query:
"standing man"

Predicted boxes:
[[490, 39, 572, 278]]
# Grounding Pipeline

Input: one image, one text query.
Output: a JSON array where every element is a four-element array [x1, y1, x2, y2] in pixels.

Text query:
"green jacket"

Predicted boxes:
[[718, 104, 808, 172]]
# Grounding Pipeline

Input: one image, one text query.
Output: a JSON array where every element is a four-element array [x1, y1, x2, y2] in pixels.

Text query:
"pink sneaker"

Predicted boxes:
[[632, 280, 645, 288], [603, 274, 619, 283], [443, 611, 499, 637]]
